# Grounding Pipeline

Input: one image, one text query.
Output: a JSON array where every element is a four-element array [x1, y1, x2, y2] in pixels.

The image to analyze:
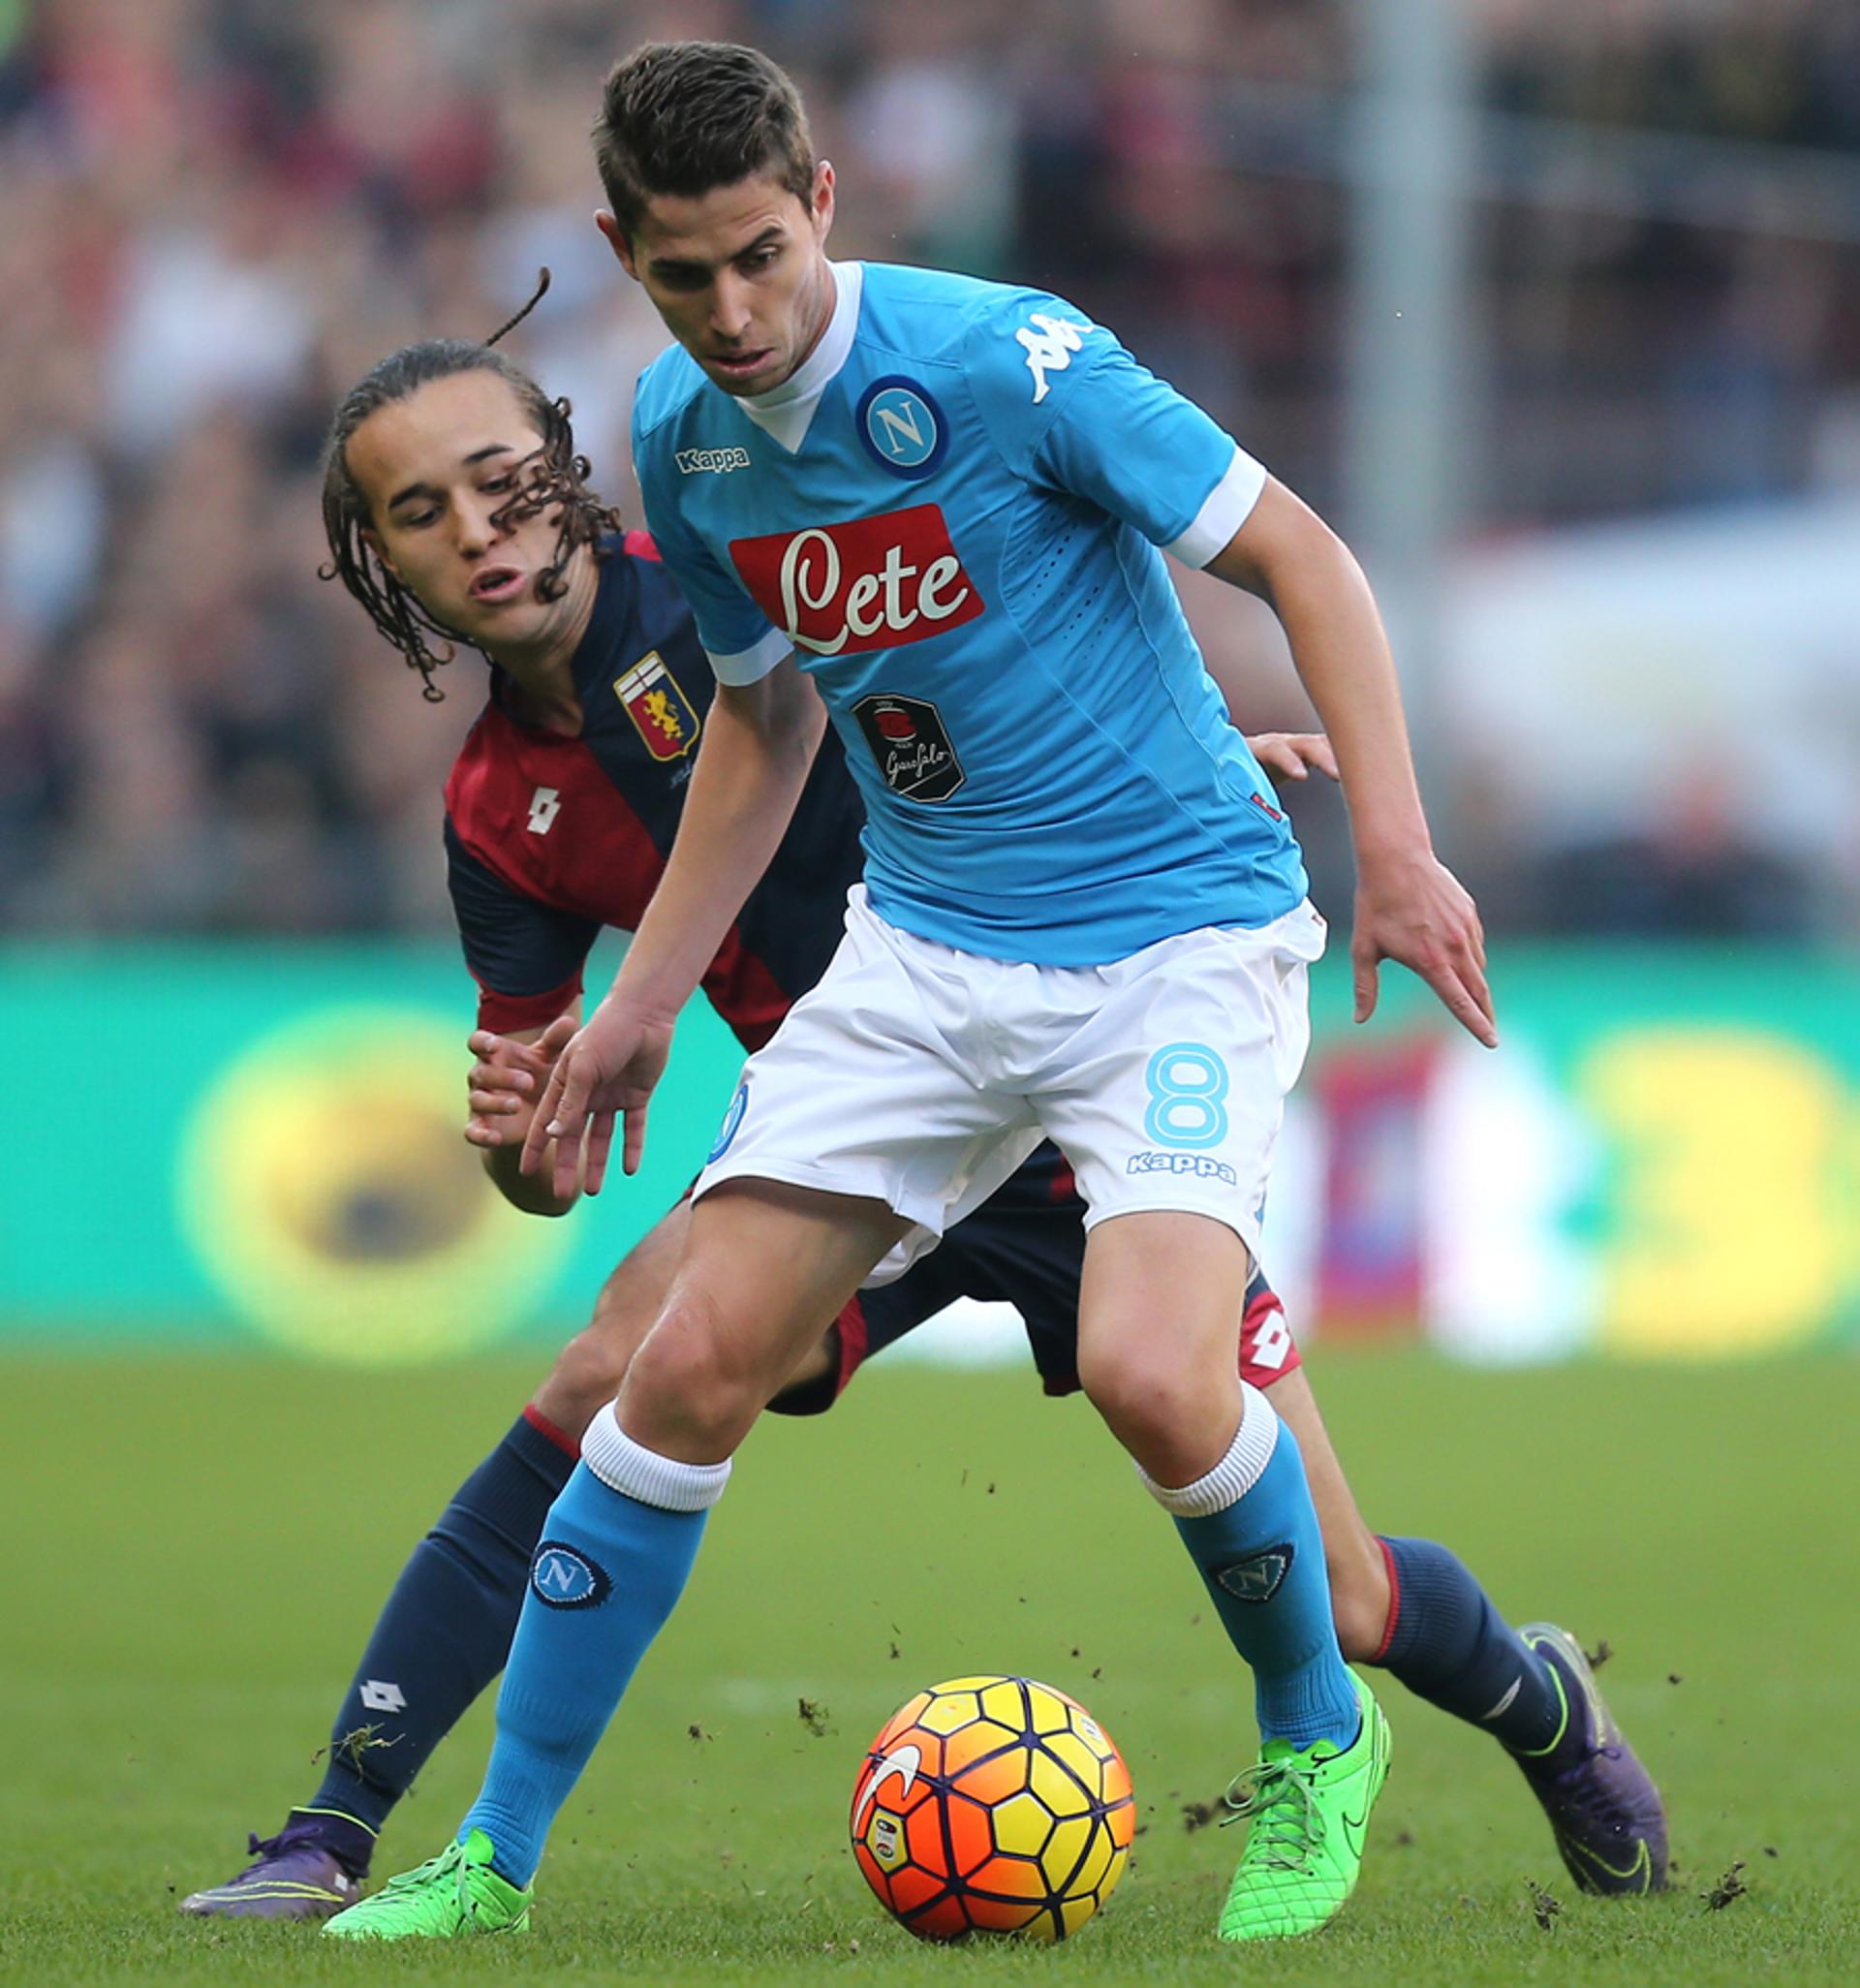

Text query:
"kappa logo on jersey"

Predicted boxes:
[[676, 445, 751, 475], [614, 650, 700, 761], [855, 377, 948, 479], [728, 505, 985, 659], [1016, 311, 1094, 403], [526, 786, 561, 835], [852, 694, 966, 803]]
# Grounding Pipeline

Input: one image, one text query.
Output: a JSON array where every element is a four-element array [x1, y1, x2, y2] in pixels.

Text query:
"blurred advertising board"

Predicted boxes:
[[1, 944, 1855, 1365]]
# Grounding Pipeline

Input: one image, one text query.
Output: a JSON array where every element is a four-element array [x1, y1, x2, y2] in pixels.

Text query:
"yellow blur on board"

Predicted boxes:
[[178, 1005, 571, 1364]]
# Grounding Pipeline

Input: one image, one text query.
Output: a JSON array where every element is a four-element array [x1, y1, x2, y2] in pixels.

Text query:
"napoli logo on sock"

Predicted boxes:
[[1215, 1543, 1294, 1603], [531, 1541, 612, 1610]]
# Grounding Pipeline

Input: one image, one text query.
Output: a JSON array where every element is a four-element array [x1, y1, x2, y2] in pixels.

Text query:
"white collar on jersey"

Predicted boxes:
[[731, 260, 864, 453]]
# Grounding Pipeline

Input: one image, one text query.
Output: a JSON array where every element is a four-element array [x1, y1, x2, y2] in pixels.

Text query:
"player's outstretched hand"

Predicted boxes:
[[1352, 849, 1498, 1048], [520, 997, 676, 1196], [1246, 732, 1339, 783], [464, 1015, 577, 1149]]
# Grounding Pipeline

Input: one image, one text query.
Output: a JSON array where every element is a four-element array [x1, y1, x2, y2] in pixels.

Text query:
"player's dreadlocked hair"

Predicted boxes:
[[319, 284, 621, 700], [592, 41, 814, 242]]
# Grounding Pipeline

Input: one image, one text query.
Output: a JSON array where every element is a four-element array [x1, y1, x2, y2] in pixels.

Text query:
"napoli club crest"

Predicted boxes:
[[531, 1541, 611, 1609], [855, 377, 949, 480]]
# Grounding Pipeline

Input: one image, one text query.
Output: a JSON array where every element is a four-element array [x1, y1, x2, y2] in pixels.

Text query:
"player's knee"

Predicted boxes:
[[621, 1291, 765, 1456], [541, 1324, 629, 1436], [1076, 1343, 1229, 1475]]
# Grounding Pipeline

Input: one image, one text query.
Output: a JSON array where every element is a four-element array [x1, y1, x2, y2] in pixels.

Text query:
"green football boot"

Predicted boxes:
[[1217, 1672, 1391, 1941], [322, 1829, 531, 1941]]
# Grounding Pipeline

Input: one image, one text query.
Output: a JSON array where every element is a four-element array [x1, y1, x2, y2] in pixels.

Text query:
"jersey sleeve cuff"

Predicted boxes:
[[706, 626, 792, 685], [1164, 445, 1268, 568]]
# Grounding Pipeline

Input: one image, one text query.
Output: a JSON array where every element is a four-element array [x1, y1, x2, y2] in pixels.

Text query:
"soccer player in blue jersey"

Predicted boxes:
[[181, 335, 1354, 1921], [323, 51, 1667, 1933]]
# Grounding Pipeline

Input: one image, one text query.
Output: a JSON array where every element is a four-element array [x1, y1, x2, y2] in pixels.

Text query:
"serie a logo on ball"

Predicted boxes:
[[849, 1674, 1134, 1941]]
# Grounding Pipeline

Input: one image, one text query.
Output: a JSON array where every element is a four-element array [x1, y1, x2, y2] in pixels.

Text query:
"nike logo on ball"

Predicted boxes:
[[853, 1743, 922, 1831]]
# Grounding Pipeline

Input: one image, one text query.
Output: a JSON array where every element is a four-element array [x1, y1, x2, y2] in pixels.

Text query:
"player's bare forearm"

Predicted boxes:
[[1208, 481, 1426, 861], [1208, 479, 1497, 1046], [484, 1137, 579, 1217], [607, 657, 825, 1022], [525, 660, 826, 1194]]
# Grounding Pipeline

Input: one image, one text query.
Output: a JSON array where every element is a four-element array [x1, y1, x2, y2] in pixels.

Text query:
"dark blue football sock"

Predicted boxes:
[[1147, 1385, 1360, 1752], [300, 1410, 579, 1864], [1366, 1535, 1564, 1755], [459, 1413, 725, 1886]]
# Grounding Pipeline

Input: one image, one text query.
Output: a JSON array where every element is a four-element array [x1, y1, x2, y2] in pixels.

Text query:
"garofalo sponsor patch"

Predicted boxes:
[[530, 1541, 612, 1609], [852, 694, 966, 803], [1214, 1542, 1294, 1603]]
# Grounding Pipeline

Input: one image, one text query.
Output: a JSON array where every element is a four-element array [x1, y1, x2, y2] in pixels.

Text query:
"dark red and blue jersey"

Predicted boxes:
[[445, 530, 867, 1041]]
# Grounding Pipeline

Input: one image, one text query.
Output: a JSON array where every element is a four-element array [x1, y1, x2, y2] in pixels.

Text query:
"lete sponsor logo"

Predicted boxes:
[[728, 505, 985, 659]]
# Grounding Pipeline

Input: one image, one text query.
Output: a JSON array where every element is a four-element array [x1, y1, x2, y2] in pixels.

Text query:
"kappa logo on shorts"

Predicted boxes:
[[728, 505, 984, 658], [1215, 1542, 1294, 1604], [852, 694, 966, 802], [531, 1541, 611, 1609], [1126, 1151, 1238, 1185]]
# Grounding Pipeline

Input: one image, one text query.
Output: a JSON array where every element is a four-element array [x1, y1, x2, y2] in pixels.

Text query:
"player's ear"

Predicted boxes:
[[810, 160, 835, 243], [360, 524, 400, 580], [595, 208, 636, 278]]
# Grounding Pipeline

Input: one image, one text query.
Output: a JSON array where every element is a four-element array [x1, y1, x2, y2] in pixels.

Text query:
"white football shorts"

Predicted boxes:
[[694, 885, 1325, 1282]]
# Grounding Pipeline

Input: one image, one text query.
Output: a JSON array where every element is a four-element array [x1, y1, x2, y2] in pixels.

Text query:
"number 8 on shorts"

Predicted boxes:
[[1142, 1042, 1230, 1151]]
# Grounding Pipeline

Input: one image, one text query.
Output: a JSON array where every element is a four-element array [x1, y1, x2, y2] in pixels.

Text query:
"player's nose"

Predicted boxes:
[[453, 491, 505, 555], [709, 273, 755, 343]]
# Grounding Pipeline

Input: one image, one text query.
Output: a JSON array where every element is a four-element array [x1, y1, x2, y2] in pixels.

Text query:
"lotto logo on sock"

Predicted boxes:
[[1215, 1543, 1293, 1603], [531, 1541, 612, 1610]]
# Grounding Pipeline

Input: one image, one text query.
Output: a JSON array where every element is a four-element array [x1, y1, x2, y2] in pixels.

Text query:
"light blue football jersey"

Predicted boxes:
[[631, 260, 1308, 967]]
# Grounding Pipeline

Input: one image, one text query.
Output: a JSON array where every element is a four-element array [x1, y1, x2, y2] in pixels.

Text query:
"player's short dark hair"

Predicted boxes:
[[592, 41, 814, 242], [319, 340, 620, 700]]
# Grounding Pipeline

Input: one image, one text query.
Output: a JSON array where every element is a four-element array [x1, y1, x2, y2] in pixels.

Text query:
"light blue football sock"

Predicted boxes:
[[457, 1412, 728, 1885], [1142, 1384, 1360, 1752]]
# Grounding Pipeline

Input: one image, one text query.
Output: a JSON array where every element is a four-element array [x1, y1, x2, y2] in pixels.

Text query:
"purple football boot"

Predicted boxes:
[[179, 1815, 366, 1920], [1512, 1623, 1668, 1895]]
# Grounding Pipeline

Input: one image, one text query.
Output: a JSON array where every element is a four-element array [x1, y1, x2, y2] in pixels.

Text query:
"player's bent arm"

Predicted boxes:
[[526, 658, 826, 1193], [1206, 478, 1497, 1046], [468, 1012, 583, 1217], [1207, 480, 1429, 859], [605, 656, 824, 1022]]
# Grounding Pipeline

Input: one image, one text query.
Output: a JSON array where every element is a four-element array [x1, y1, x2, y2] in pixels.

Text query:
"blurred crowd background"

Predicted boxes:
[[3, 0, 1858, 939]]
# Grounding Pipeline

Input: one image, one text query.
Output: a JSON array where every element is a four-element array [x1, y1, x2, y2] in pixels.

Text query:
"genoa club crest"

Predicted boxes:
[[614, 651, 700, 761]]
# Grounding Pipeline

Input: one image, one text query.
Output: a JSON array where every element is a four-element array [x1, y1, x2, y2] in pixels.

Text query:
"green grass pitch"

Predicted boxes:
[[2, 1348, 1853, 1986]]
